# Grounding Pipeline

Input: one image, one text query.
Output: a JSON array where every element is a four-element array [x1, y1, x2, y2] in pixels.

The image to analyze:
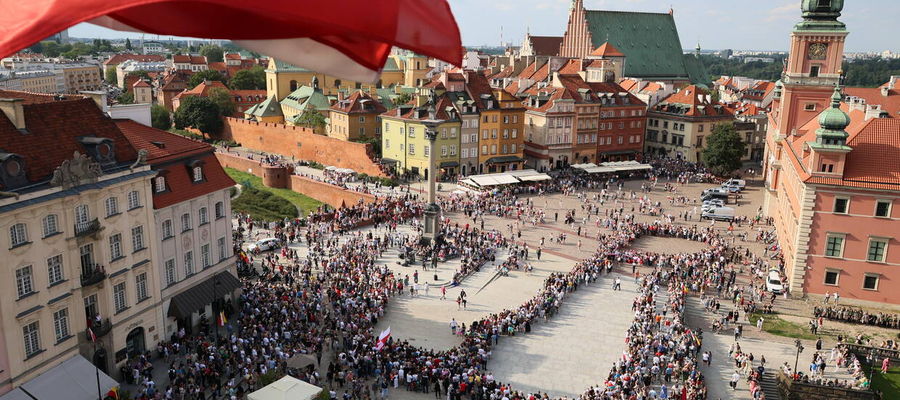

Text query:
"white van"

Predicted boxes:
[[724, 179, 747, 189], [700, 206, 735, 222], [766, 270, 784, 294]]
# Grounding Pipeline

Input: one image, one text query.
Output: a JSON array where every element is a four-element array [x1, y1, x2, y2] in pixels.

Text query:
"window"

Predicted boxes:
[[863, 274, 879, 290], [113, 282, 127, 313], [408, 127, 415, 138], [810, 65, 820, 78], [441, 146, 447, 157], [618, 136, 624, 144], [503, 116, 509, 124], [874, 200, 892, 218], [867, 238, 888, 262], [449, 145, 457, 156], [491, 129, 497, 138], [42, 215, 58, 237], [192, 166, 203, 182], [47, 255, 63, 285], [511, 144, 516, 153], [501, 144, 508, 154], [512, 129, 517, 138], [215, 202, 224, 219], [408, 144, 415, 155], [359, 116, 366, 123], [490, 144, 497, 154], [424, 145, 430, 157], [104, 197, 118, 217], [162, 219, 173, 239], [109, 233, 123, 260], [824, 270, 840, 286], [825, 234, 844, 257], [131, 226, 145, 252], [10, 223, 28, 247], [165, 259, 176, 286], [461, 148, 468, 158], [833, 197, 849, 214], [154, 177, 166, 193], [502, 129, 509, 139], [181, 213, 191, 231], [441, 128, 447, 139], [201, 244, 211, 268], [127, 191, 141, 209], [136, 272, 148, 301], [804, 103, 817, 112], [53, 308, 69, 342], [218, 237, 227, 261], [482, 145, 487, 155], [697, 136, 704, 148], [15, 265, 34, 298], [199, 207, 208, 225], [23, 322, 40, 357], [184, 251, 194, 276]]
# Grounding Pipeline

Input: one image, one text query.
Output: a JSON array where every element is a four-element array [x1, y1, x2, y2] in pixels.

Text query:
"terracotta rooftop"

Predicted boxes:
[[331, 90, 387, 114], [526, 36, 563, 57], [590, 42, 625, 57], [654, 85, 731, 117], [172, 55, 208, 64], [103, 53, 165, 67]]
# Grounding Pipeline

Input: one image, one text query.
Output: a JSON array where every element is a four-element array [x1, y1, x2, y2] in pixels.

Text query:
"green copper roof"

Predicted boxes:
[[269, 59, 310, 72], [383, 58, 400, 72], [280, 86, 331, 112], [584, 10, 703, 82], [811, 85, 852, 151], [247, 96, 283, 117], [682, 54, 710, 85]]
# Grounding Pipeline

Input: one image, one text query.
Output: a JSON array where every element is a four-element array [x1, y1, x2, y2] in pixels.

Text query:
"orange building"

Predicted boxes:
[[763, 1, 900, 307]]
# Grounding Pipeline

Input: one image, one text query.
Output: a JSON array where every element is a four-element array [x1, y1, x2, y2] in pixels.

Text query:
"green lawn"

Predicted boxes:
[[748, 312, 819, 341], [869, 365, 900, 399], [225, 167, 324, 217]]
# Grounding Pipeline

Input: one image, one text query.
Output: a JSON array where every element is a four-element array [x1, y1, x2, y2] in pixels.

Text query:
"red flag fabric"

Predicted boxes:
[[87, 327, 97, 343], [0, 0, 461, 82]]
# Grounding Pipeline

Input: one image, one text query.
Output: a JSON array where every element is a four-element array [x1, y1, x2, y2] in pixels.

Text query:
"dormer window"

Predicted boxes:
[[192, 166, 203, 182], [154, 176, 167, 193], [187, 159, 206, 183], [78, 136, 116, 166], [0, 152, 27, 189]]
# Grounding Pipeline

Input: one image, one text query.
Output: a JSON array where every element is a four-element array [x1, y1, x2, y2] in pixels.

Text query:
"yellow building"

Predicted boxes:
[[243, 95, 286, 124], [328, 90, 387, 141], [266, 53, 430, 101], [381, 95, 462, 179]]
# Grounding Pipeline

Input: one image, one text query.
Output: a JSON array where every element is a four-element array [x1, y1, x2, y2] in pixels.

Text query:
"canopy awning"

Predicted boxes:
[[484, 156, 523, 164], [584, 166, 617, 174], [439, 161, 460, 168], [0, 355, 118, 400], [517, 173, 551, 181], [167, 271, 241, 319], [570, 163, 598, 170], [249, 376, 322, 400], [379, 158, 399, 165]]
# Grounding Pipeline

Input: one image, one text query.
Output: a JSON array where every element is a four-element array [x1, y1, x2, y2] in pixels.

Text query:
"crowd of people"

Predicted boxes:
[[812, 306, 900, 330]]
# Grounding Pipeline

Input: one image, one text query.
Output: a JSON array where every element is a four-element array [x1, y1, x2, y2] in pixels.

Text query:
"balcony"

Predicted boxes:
[[75, 218, 101, 237], [85, 318, 111, 341], [80, 265, 107, 287]]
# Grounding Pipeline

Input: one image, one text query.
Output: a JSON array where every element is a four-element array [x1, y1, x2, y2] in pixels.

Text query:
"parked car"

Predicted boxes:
[[701, 192, 729, 203], [248, 238, 282, 252], [700, 206, 735, 222], [702, 188, 730, 196], [721, 183, 742, 193], [723, 178, 747, 189], [702, 199, 725, 208], [766, 270, 785, 294]]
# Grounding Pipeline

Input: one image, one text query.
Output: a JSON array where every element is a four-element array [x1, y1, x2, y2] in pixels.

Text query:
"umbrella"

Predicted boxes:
[[0, 0, 461, 82], [287, 353, 317, 369]]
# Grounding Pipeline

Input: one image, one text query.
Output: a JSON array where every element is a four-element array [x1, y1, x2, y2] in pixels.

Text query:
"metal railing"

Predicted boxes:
[[74, 218, 101, 237], [80, 265, 107, 287]]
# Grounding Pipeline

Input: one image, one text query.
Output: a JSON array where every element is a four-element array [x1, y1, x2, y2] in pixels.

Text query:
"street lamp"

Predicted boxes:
[[793, 339, 804, 379]]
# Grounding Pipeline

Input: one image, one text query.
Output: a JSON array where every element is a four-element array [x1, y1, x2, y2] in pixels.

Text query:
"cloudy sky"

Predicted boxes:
[[68, 0, 898, 52]]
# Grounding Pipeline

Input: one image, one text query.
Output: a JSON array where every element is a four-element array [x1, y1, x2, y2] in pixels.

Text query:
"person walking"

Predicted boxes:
[[440, 285, 446, 300], [613, 277, 622, 291], [730, 370, 741, 390], [450, 318, 458, 334]]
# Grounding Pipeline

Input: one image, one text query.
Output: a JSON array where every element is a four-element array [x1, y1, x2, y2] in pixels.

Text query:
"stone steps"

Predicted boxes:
[[759, 371, 782, 400]]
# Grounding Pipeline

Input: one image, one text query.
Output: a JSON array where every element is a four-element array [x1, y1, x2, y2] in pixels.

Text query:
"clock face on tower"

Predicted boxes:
[[808, 43, 828, 60]]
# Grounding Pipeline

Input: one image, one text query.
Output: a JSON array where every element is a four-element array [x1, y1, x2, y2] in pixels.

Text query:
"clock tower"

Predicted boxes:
[[775, 0, 848, 137]]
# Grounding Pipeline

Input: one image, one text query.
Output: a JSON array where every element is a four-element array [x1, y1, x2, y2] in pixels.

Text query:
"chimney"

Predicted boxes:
[[889, 75, 898, 90], [0, 98, 26, 129], [881, 86, 889, 97], [80, 90, 109, 113]]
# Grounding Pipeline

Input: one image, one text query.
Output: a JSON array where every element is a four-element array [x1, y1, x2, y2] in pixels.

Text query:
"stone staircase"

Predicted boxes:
[[759, 371, 782, 400]]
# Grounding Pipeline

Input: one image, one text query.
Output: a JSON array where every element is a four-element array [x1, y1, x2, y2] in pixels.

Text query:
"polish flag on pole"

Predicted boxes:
[[87, 327, 97, 343], [0, 0, 462, 82], [374, 326, 391, 351]]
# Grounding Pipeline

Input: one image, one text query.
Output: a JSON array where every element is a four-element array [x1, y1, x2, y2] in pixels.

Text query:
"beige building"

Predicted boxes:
[[645, 85, 734, 162], [61, 64, 103, 93], [327, 91, 387, 141], [0, 94, 162, 393], [132, 80, 153, 104]]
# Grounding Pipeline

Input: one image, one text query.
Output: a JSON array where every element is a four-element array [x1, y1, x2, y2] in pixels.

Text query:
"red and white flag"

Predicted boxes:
[[87, 327, 97, 343], [374, 326, 391, 351], [0, 0, 461, 82]]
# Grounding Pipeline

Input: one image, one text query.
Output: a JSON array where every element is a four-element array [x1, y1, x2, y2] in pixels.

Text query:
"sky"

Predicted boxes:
[[67, 0, 899, 52]]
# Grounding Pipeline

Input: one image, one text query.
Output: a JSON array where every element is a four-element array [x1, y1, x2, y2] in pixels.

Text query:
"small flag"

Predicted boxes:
[[87, 327, 96, 343], [218, 311, 227, 327], [375, 326, 391, 351]]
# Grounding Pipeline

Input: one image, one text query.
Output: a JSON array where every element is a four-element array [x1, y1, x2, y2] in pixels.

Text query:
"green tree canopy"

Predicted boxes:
[[294, 109, 327, 130], [187, 70, 227, 89], [701, 123, 745, 176], [151, 104, 172, 130], [207, 87, 236, 117], [125, 38, 132, 50], [200, 45, 224, 63], [174, 96, 223, 136], [117, 92, 134, 105], [394, 92, 413, 105], [228, 66, 266, 90], [105, 67, 117, 84]]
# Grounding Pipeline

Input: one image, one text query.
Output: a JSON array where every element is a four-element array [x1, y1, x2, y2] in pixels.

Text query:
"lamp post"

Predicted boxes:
[[793, 339, 804, 378]]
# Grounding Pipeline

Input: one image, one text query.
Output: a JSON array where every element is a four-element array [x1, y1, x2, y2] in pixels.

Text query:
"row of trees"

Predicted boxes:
[[171, 88, 236, 135], [28, 39, 115, 59], [185, 66, 265, 90], [703, 55, 900, 88]]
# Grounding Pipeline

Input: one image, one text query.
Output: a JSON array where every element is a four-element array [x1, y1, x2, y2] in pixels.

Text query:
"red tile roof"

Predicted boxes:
[[844, 86, 900, 116], [654, 85, 731, 117], [132, 79, 151, 88], [0, 97, 138, 187], [554, 74, 645, 106], [103, 53, 165, 67], [331, 91, 388, 114], [558, 59, 582, 75], [224, 53, 242, 60], [0, 90, 84, 103], [114, 120, 235, 209], [172, 55, 208, 64], [174, 80, 228, 100], [590, 42, 625, 57], [527, 36, 563, 57], [522, 86, 573, 113]]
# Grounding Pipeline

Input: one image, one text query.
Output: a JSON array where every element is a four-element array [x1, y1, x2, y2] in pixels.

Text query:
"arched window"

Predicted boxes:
[[289, 80, 298, 91], [334, 79, 342, 88]]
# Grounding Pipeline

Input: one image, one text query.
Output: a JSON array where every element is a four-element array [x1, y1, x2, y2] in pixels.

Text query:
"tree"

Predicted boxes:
[[187, 70, 227, 89], [117, 92, 134, 105], [294, 109, 327, 130], [27, 41, 44, 54], [199, 44, 224, 63], [128, 70, 152, 80], [174, 96, 223, 135], [228, 66, 266, 90], [42, 41, 61, 57], [207, 87, 236, 117], [701, 123, 745, 176], [105, 67, 118, 85], [151, 105, 172, 130], [125, 38, 133, 50], [394, 92, 413, 106]]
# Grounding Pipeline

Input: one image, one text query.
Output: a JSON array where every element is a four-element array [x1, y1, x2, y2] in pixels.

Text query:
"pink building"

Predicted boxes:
[[763, 1, 900, 307]]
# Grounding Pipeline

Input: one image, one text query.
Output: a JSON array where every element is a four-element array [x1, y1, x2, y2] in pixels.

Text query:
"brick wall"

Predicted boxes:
[[220, 117, 387, 177], [214, 152, 376, 209]]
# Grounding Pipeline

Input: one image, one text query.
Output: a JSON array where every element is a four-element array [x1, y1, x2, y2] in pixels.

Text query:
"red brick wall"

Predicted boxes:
[[220, 118, 386, 177], [214, 152, 375, 209]]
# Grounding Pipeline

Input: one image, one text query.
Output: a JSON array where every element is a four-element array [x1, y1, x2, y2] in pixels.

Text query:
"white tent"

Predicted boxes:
[[248, 376, 322, 400], [0, 355, 118, 400]]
